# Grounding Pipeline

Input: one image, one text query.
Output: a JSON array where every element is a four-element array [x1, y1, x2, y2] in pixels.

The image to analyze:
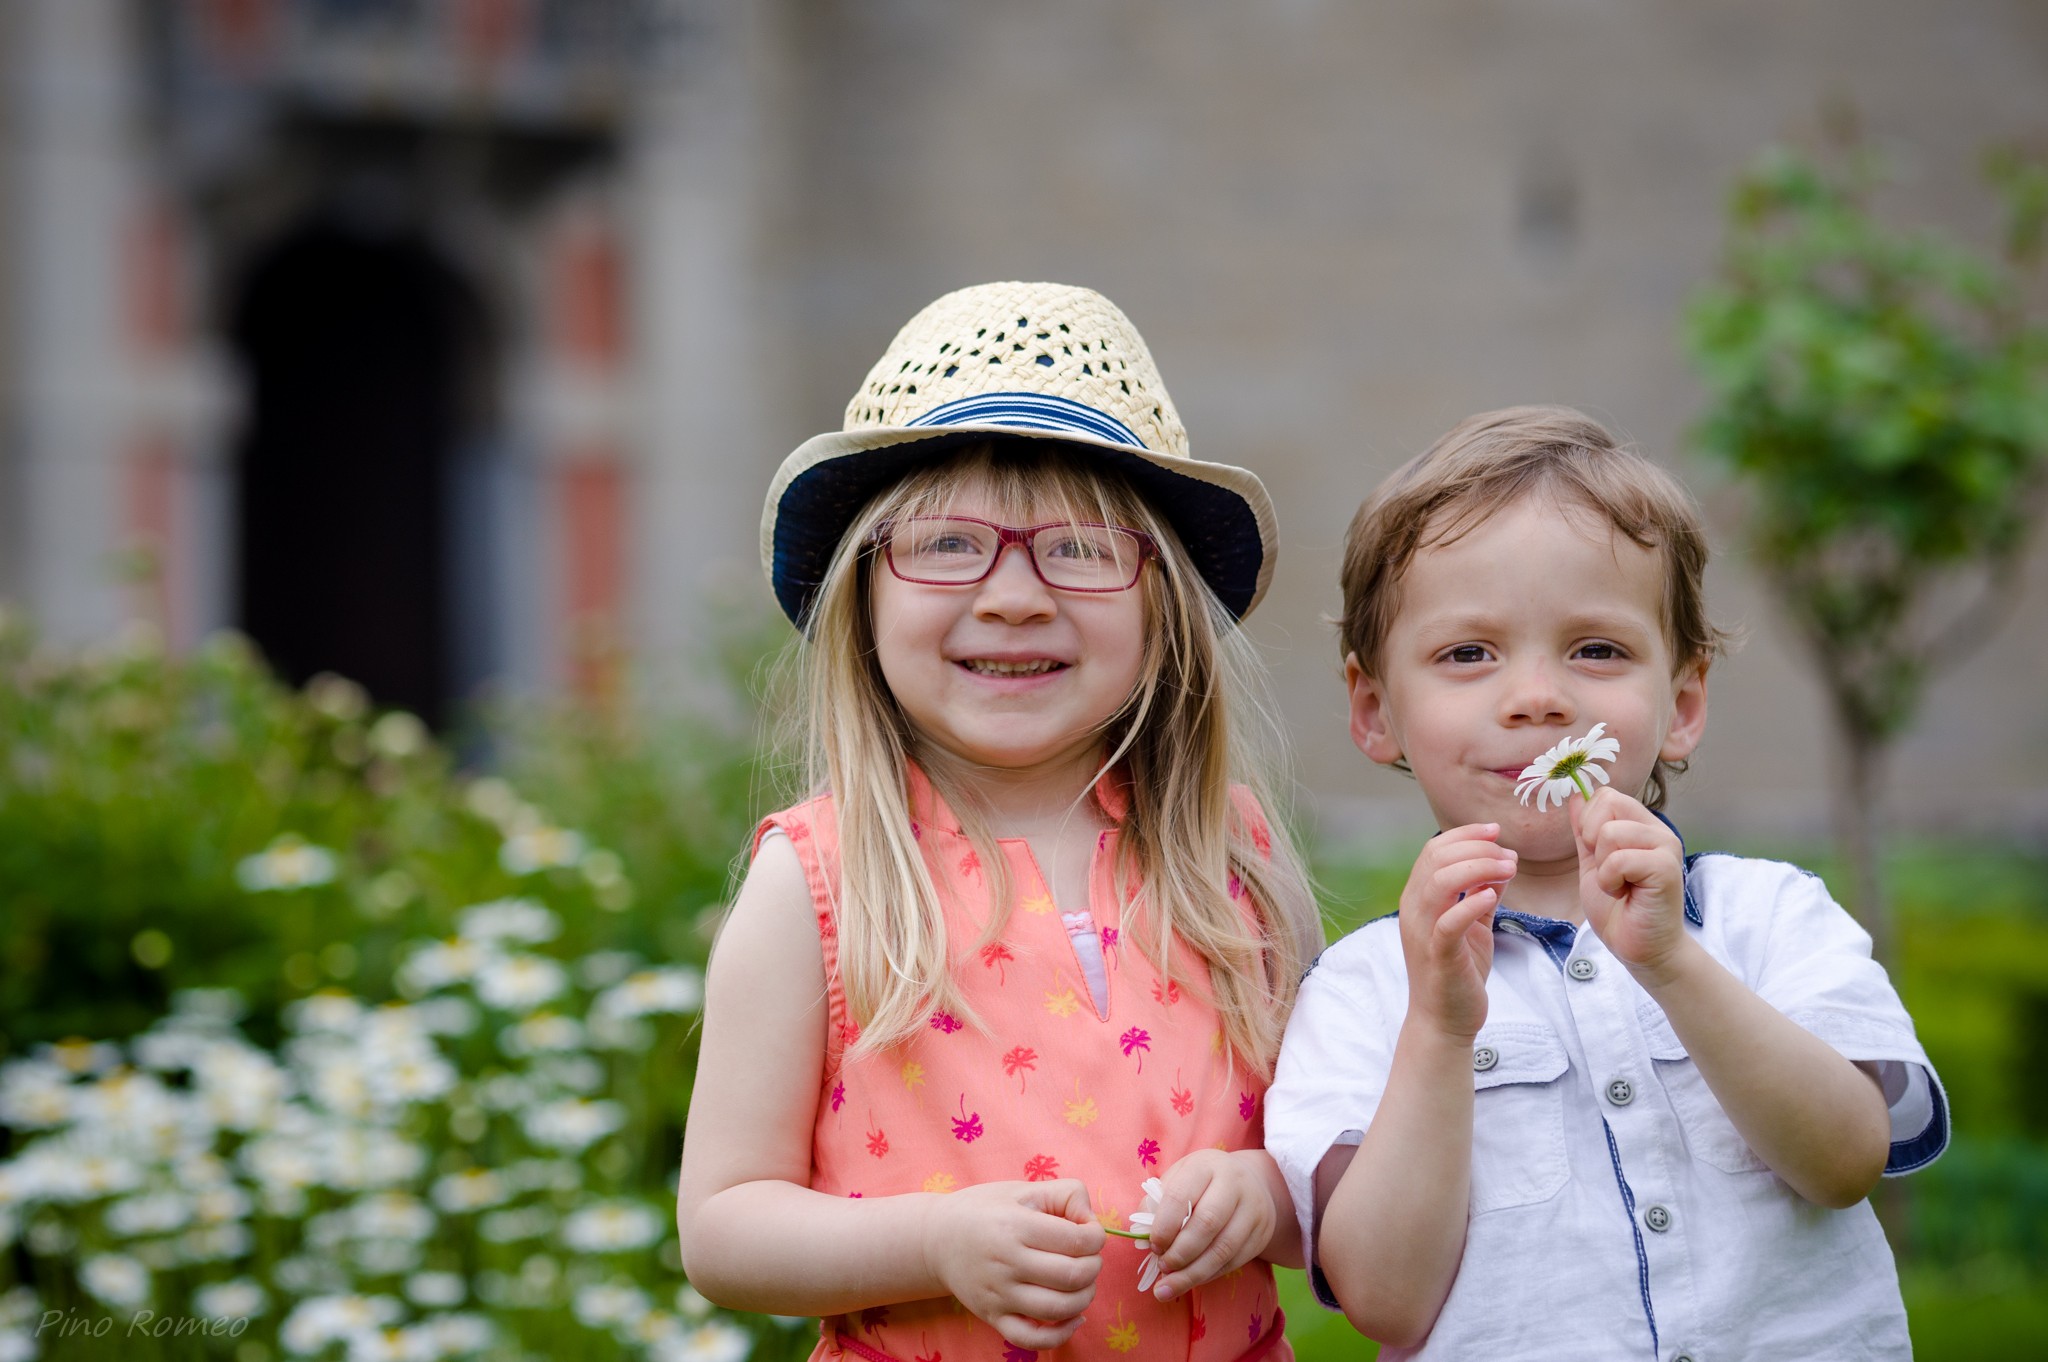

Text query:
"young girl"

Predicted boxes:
[[677, 282, 1321, 1362]]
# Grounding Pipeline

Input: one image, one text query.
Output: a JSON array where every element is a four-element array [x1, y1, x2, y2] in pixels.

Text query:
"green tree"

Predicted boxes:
[[1685, 140, 2048, 964]]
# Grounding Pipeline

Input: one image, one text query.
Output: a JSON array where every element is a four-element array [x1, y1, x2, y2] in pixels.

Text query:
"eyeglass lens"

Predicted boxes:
[[886, 518, 1146, 590]]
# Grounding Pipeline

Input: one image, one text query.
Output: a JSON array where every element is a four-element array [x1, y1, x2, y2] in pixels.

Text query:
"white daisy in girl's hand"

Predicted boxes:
[[1515, 723, 1622, 812], [1116, 1176, 1169, 1293]]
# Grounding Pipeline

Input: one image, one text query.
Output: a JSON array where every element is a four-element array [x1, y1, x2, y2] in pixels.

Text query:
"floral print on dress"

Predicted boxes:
[[980, 942, 1013, 983], [951, 1096, 984, 1143], [1001, 1046, 1036, 1092], [1119, 1027, 1151, 1072]]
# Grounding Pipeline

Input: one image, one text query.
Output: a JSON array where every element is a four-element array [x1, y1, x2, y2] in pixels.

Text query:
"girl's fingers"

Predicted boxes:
[[999, 1275, 1099, 1324], [1143, 1172, 1207, 1260], [1013, 1246, 1103, 1294], [993, 1310, 1089, 1351], [1154, 1202, 1261, 1299]]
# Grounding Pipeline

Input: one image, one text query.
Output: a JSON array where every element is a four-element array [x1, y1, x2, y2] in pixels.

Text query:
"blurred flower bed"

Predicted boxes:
[[0, 613, 807, 1362]]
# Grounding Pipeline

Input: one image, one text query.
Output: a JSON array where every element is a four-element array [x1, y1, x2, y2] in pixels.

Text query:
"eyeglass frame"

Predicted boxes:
[[869, 514, 1160, 592]]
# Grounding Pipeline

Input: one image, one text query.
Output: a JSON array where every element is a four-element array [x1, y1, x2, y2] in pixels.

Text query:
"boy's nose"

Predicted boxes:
[[972, 544, 1057, 622], [1501, 658, 1575, 726]]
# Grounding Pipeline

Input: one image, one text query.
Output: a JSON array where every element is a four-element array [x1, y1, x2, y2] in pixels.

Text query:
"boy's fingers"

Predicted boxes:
[[1596, 848, 1678, 899]]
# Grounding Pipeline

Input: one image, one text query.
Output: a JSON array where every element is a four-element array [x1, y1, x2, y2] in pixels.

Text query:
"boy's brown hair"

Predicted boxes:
[[1338, 404, 1728, 809]]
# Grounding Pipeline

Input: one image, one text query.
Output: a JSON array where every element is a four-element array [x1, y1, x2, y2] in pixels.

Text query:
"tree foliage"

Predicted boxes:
[[1686, 141, 2048, 746]]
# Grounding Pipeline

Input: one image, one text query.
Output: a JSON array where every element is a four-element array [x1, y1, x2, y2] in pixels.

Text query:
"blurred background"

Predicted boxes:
[[1, 2, 2044, 1359]]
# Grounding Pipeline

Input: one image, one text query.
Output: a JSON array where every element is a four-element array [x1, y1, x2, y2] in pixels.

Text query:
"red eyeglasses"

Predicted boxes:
[[872, 516, 1158, 592]]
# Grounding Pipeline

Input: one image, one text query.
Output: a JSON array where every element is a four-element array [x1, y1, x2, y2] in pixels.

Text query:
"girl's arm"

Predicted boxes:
[[676, 835, 1106, 1347]]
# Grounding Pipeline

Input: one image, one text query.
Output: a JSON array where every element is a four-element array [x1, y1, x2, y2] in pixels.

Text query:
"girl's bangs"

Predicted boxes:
[[881, 444, 1149, 533]]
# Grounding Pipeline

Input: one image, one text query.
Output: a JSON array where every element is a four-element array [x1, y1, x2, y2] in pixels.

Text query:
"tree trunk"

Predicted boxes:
[[1826, 706, 1892, 968], [1825, 703, 1906, 1254]]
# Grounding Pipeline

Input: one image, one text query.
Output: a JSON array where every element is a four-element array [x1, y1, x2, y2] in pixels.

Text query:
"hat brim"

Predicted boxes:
[[762, 424, 1277, 627]]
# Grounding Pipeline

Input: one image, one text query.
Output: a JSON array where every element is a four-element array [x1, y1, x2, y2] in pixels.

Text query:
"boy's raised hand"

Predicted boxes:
[[1398, 824, 1515, 1041], [1572, 788, 1691, 978], [921, 1178, 1106, 1350]]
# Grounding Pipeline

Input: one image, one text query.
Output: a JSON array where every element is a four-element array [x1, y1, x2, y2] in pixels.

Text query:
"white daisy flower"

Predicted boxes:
[[403, 1270, 464, 1307], [574, 1281, 652, 1330], [475, 955, 568, 1013], [498, 1013, 585, 1058], [521, 1098, 625, 1153], [431, 1168, 510, 1214], [397, 939, 488, 997], [79, 1253, 150, 1307], [594, 968, 704, 1021], [1515, 722, 1622, 812], [498, 823, 587, 876], [236, 835, 339, 892], [423, 1313, 494, 1355], [40, 1038, 122, 1076], [193, 1278, 268, 1321], [367, 711, 428, 759], [1119, 1177, 1171, 1294], [658, 1319, 752, 1362], [105, 1190, 194, 1237], [457, 899, 560, 947], [279, 1294, 402, 1356], [560, 1201, 665, 1253]]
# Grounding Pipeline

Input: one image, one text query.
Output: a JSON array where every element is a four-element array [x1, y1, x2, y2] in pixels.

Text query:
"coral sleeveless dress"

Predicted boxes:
[[756, 766, 1290, 1362]]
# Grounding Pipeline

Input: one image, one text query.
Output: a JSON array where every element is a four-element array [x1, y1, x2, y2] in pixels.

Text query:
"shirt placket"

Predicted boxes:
[[1564, 929, 1705, 1362]]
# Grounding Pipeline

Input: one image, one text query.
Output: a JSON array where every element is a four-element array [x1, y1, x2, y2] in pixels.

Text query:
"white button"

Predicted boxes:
[[1606, 1078, 1635, 1106], [1473, 1046, 1499, 1072], [1567, 956, 1598, 980], [1644, 1204, 1672, 1233]]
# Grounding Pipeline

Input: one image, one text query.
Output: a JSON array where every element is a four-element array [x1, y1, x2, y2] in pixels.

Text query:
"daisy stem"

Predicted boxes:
[[1570, 771, 1593, 802], [1103, 1227, 1150, 1240]]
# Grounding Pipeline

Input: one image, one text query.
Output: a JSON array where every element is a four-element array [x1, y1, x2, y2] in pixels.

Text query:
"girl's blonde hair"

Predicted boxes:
[[776, 441, 1320, 1076]]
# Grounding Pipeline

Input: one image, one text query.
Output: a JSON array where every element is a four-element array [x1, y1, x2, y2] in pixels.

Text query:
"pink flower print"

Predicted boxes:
[[1137, 1137, 1161, 1168], [1119, 1026, 1151, 1072], [1228, 872, 1244, 900], [930, 1011, 963, 1035], [1001, 1045, 1038, 1093], [910, 821, 922, 840], [1239, 1090, 1258, 1121], [1248, 1310, 1263, 1344], [1098, 831, 1110, 851], [1023, 1153, 1059, 1181], [1190, 1303, 1206, 1342], [785, 820, 811, 843], [1151, 978, 1181, 1007], [1002, 1347, 1037, 1362], [915, 1344, 942, 1362], [866, 1125, 889, 1158], [830, 1081, 846, 1113], [1252, 822, 1272, 857], [957, 849, 981, 880], [839, 1019, 861, 1048], [849, 1191, 862, 1197], [861, 1306, 889, 1334], [1101, 925, 1119, 951], [980, 941, 1013, 984], [1169, 1072, 1194, 1118], [951, 1094, 984, 1143]]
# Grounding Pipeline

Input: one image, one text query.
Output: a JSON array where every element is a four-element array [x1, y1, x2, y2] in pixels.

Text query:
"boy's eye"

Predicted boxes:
[[1576, 642, 1623, 661], [1443, 645, 1489, 664]]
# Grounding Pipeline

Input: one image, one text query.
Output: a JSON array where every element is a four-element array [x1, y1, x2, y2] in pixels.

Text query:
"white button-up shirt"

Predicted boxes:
[[1266, 849, 1946, 1362]]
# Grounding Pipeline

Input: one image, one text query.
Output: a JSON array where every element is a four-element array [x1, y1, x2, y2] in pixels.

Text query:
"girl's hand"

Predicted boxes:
[[1141, 1149, 1284, 1302], [1573, 789, 1691, 982], [1398, 824, 1514, 1042], [921, 1179, 1106, 1350]]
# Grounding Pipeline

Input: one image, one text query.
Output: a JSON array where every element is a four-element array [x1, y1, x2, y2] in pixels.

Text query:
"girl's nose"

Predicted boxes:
[[1501, 657, 1575, 726], [972, 544, 1056, 622]]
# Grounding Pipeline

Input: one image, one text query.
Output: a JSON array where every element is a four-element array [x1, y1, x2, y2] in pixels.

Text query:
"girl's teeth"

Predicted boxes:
[[964, 659, 1059, 676]]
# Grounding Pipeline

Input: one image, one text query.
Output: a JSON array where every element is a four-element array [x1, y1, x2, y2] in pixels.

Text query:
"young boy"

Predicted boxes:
[[1266, 407, 1947, 1360]]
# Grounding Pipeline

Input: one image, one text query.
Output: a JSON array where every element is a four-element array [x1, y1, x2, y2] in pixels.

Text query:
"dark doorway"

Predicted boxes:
[[230, 212, 488, 727]]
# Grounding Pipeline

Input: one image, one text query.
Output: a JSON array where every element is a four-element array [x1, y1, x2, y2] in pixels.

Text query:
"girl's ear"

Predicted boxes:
[[1344, 653, 1405, 767], [1659, 660, 1709, 763]]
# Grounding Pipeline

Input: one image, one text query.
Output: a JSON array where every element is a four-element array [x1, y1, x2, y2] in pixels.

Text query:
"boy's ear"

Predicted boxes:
[[1659, 660, 1709, 763], [1343, 652, 1405, 766]]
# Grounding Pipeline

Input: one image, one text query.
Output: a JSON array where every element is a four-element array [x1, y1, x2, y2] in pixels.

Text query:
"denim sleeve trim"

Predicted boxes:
[[1884, 1068, 1949, 1175], [1309, 1128, 1365, 1310]]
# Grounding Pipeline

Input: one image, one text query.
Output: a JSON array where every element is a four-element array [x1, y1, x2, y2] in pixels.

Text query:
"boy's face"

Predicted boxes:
[[1344, 492, 1707, 861]]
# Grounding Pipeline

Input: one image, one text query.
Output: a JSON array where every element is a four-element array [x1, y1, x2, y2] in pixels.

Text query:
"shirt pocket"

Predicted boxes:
[[1469, 1022, 1571, 1215], [1638, 1003, 1770, 1174]]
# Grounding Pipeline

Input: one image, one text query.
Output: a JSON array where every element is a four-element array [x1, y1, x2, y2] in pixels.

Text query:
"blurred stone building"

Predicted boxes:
[[2, 0, 2044, 844]]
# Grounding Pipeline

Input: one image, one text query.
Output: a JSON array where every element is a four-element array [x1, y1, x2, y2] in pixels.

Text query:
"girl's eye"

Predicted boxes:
[[919, 532, 982, 557]]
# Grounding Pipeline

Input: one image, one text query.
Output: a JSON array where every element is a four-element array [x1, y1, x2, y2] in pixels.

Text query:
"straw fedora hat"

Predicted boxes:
[[761, 281, 1277, 626]]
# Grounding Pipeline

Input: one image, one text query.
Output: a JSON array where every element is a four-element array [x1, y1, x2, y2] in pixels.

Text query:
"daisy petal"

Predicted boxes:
[[1137, 1254, 1162, 1294]]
